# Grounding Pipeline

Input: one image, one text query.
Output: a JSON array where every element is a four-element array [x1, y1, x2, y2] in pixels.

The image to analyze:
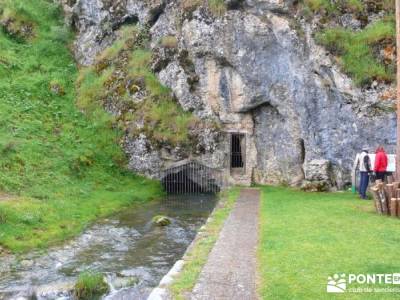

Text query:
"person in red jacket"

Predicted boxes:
[[374, 146, 388, 181]]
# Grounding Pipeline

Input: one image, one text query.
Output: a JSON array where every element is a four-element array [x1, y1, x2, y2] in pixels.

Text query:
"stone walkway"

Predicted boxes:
[[191, 188, 260, 300]]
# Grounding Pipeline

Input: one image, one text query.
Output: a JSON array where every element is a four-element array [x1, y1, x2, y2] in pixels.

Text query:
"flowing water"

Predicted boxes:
[[0, 194, 217, 300]]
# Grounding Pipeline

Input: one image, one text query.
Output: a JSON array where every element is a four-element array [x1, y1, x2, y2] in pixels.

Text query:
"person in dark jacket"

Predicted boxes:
[[374, 146, 388, 182], [356, 146, 372, 200]]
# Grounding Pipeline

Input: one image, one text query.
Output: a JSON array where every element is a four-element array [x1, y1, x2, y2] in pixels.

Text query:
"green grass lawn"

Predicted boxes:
[[258, 186, 400, 299], [0, 0, 162, 253]]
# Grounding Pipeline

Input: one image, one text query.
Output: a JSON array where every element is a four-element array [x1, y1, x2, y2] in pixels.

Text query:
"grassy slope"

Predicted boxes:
[[316, 18, 395, 86], [302, 0, 395, 86], [258, 186, 400, 299], [0, 0, 162, 253], [169, 188, 240, 299], [76, 26, 199, 150]]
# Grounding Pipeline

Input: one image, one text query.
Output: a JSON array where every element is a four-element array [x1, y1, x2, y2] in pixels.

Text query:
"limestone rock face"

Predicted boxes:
[[65, 1, 396, 189], [68, 0, 166, 65]]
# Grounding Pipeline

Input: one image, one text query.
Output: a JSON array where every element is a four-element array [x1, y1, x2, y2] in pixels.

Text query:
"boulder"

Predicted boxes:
[[304, 159, 333, 183], [152, 215, 171, 226]]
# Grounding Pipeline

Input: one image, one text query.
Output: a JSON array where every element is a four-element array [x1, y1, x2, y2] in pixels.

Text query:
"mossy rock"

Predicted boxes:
[[152, 215, 171, 226]]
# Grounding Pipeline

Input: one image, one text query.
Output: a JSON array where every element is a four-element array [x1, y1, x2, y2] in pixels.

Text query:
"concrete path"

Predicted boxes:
[[191, 188, 260, 300]]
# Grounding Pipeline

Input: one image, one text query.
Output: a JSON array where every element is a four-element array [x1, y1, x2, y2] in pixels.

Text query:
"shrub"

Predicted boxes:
[[74, 272, 109, 300], [316, 18, 395, 86], [304, 0, 335, 14], [208, 0, 227, 16], [180, 0, 227, 17], [0, 2, 36, 41], [344, 0, 364, 13], [160, 35, 178, 49]]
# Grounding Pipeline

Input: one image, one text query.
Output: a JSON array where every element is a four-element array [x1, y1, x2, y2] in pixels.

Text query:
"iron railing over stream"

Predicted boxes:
[[160, 160, 224, 194]]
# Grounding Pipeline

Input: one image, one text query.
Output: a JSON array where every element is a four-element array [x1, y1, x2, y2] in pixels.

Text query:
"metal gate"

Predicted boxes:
[[160, 160, 223, 194], [230, 133, 245, 169]]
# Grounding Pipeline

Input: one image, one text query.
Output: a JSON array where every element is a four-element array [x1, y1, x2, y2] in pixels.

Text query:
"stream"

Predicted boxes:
[[0, 194, 217, 300]]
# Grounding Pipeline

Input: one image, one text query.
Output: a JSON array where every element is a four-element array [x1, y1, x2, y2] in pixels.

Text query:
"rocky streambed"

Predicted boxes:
[[0, 195, 217, 300]]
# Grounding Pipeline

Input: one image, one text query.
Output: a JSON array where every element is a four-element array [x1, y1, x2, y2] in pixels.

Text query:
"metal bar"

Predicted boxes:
[[184, 167, 186, 194], [193, 162, 195, 194], [185, 165, 187, 194], [193, 163, 195, 194], [180, 167, 183, 194], [201, 164, 204, 193], [190, 162, 193, 194], [167, 170, 170, 194], [191, 163, 193, 194], [161, 160, 224, 195]]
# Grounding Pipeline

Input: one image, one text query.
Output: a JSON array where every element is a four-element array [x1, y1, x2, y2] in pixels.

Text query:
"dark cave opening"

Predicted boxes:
[[231, 133, 245, 169], [162, 169, 220, 194]]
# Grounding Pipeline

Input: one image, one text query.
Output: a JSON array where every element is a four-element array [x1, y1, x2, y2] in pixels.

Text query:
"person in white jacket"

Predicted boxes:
[[355, 146, 372, 199]]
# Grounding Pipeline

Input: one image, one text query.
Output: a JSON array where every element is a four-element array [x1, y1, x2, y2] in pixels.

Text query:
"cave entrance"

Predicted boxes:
[[161, 160, 222, 194], [230, 133, 245, 170]]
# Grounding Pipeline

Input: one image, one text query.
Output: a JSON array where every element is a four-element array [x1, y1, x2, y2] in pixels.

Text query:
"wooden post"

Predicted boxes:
[[378, 183, 388, 214], [371, 186, 383, 214], [386, 184, 394, 213], [391, 198, 398, 217], [388, 175, 394, 184], [397, 188, 400, 217], [396, 0, 400, 180], [397, 197, 400, 217]]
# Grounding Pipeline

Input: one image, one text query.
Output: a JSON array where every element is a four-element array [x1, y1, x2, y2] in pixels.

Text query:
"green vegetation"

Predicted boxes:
[[0, 0, 162, 252], [208, 0, 227, 16], [316, 18, 395, 86], [258, 186, 400, 299], [302, 0, 393, 16], [169, 188, 240, 299], [77, 25, 200, 149], [74, 271, 109, 300], [0, 0, 37, 41], [160, 35, 178, 49], [300, 0, 396, 86], [181, 0, 226, 17], [303, 0, 336, 15]]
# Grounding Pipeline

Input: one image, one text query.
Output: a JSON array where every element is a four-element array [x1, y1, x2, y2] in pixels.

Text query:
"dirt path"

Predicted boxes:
[[191, 188, 260, 300]]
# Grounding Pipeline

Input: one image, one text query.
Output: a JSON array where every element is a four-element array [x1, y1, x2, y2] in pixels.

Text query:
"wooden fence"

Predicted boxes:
[[371, 177, 400, 216]]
